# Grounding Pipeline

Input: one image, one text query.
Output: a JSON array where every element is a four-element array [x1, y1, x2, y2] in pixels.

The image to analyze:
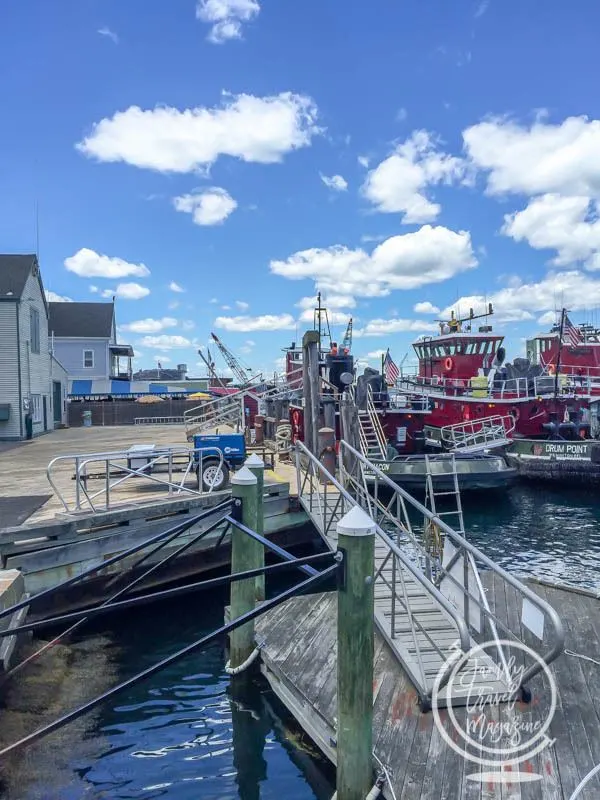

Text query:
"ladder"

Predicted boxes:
[[357, 386, 387, 460], [424, 454, 465, 542]]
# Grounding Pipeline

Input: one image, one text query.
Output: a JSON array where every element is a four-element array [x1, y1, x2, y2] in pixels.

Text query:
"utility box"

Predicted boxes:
[[0, 404, 10, 421], [193, 433, 246, 466]]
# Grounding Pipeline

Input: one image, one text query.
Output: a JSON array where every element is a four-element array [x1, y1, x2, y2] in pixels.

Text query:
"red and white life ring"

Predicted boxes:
[[444, 357, 454, 372]]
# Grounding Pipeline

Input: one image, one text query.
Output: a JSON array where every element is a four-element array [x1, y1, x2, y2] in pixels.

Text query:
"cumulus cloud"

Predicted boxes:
[[173, 187, 237, 226], [139, 335, 193, 349], [169, 281, 185, 293], [298, 308, 351, 324], [320, 173, 348, 192], [65, 248, 150, 279], [355, 318, 438, 337], [235, 300, 250, 310], [361, 131, 466, 223], [45, 290, 73, 302], [413, 301, 440, 314], [441, 270, 600, 323], [121, 317, 177, 334], [296, 294, 356, 310], [271, 225, 477, 298], [503, 194, 600, 269], [196, 0, 260, 43], [98, 26, 119, 44], [100, 283, 150, 300], [77, 92, 320, 173], [214, 314, 296, 332]]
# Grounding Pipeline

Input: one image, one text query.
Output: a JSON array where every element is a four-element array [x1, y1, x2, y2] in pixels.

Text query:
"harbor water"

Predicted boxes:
[[6, 482, 600, 799]]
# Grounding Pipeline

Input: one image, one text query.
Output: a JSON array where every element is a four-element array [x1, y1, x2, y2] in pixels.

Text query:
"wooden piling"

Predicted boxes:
[[336, 506, 375, 800], [303, 331, 320, 457], [245, 454, 265, 604], [322, 396, 336, 434], [230, 466, 261, 669], [318, 427, 336, 482], [340, 391, 360, 473], [254, 414, 264, 444]]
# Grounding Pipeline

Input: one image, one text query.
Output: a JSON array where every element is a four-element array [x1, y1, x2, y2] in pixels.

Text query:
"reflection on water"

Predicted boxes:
[[33, 585, 334, 800], [462, 483, 600, 590]]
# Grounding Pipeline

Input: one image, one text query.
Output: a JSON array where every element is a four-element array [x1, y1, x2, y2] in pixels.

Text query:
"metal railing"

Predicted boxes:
[[134, 416, 185, 425], [295, 440, 471, 697], [399, 371, 600, 400], [440, 414, 516, 452], [338, 441, 565, 693], [47, 446, 225, 513]]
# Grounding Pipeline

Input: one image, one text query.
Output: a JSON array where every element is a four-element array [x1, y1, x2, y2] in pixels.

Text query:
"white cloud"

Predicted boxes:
[[355, 318, 438, 337], [298, 308, 351, 324], [121, 317, 177, 334], [413, 301, 440, 314], [366, 349, 386, 359], [173, 187, 237, 226], [221, 304, 232, 310], [65, 248, 150, 279], [214, 314, 296, 332], [271, 225, 477, 297], [358, 155, 370, 168], [235, 300, 249, 310], [182, 320, 195, 331], [90, 285, 99, 294], [153, 355, 172, 364], [140, 335, 193, 349], [320, 173, 348, 192], [441, 270, 600, 323], [77, 92, 320, 173], [463, 115, 600, 199], [474, 0, 489, 18], [538, 310, 558, 325], [168, 300, 180, 310], [209, 297, 219, 304], [196, 0, 260, 43], [502, 194, 600, 269], [169, 281, 185, 293], [360, 234, 388, 244], [98, 26, 118, 44], [396, 107, 407, 122], [296, 294, 356, 310], [361, 131, 466, 223], [100, 283, 150, 300], [45, 290, 73, 302]]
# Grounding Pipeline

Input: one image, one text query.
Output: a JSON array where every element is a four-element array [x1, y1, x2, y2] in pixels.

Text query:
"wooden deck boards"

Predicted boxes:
[[257, 578, 600, 800]]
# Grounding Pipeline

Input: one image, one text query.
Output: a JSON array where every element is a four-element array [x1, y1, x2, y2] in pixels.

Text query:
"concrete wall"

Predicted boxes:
[[52, 337, 109, 381]]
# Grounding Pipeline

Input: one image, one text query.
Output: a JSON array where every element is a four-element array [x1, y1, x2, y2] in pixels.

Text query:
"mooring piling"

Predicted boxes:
[[230, 466, 262, 668], [245, 453, 265, 603], [336, 505, 376, 800]]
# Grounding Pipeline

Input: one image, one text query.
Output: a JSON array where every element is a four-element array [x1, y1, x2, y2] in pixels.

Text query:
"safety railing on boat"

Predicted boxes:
[[399, 372, 600, 400], [47, 446, 225, 513], [440, 414, 515, 452], [295, 440, 471, 696], [338, 441, 565, 692]]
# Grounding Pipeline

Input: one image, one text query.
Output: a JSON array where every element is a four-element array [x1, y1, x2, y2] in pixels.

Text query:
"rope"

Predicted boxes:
[[275, 423, 292, 453], [565, 648, 600, 666], [225, 645, 261, 675]]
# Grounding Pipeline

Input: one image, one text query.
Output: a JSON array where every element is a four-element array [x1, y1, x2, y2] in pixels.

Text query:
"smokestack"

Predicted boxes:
[[177, 363, 187, 380]]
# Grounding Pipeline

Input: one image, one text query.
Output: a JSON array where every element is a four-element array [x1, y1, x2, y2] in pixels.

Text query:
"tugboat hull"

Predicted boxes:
[[366, 453, 517, 492]]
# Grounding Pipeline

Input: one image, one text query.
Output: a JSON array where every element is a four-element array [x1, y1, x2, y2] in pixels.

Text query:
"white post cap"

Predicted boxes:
[[245, 453, 265, 468], [336, 505, 376, 537], [231, 466, 257, 485]]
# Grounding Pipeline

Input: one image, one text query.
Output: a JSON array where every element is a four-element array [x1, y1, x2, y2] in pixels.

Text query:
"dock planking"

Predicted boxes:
[[256, 578, 600, 799]]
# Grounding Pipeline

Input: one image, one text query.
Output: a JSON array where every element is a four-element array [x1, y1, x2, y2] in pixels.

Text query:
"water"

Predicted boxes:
[[16, 483, 600, 798], [19, 583, 334, 800]]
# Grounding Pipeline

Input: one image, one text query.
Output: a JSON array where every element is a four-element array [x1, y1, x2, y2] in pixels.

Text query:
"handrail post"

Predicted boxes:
[[245, 454, 265, 604], [336, 506, 375, 800], [230, 467, 261, 669]]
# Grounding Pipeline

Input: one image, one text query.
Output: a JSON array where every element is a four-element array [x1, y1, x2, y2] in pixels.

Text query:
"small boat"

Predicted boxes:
[[506, 437, 600, 484], [366, 452, 517, 492]]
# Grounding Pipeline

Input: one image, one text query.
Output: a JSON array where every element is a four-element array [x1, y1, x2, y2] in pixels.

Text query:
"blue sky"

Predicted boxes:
[[3, 0, 600, 377]]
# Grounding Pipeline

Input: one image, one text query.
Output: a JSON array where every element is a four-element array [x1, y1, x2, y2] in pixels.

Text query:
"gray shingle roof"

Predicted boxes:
[[0, 254, 38, 299], [48, 302, 115, 338]]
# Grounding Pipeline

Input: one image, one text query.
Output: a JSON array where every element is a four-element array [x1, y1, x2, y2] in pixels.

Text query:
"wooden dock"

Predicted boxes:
[[257, 577, 600, 799]]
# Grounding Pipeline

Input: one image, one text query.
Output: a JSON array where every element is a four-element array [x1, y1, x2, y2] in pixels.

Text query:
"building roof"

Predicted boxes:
[[0, 254, 39, 299], [132, 368, 183, 381], [48, 302, 115, 338]]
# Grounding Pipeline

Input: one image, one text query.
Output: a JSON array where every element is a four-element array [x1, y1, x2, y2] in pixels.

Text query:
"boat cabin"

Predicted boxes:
[[526, 326, 600, 377]]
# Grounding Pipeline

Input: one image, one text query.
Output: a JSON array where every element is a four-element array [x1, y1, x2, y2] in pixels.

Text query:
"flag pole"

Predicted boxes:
[[554, 308, 566, 400], [381, 351, 386, 385]]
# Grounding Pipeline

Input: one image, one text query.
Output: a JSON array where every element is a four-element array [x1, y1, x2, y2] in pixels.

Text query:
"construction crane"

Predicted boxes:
[[198, 346, 227, 388], [210, 332, 253, 386], [341, 318, 353, 353]]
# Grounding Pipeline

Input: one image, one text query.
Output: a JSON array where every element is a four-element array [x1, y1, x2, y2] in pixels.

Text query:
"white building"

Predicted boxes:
[[0, 254, 67, 440]]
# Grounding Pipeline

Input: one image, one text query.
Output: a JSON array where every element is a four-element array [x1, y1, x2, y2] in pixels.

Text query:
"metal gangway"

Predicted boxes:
[[295, 440, 564, 707], [440, 414, 515, 453], [356, 385, 387, 460]]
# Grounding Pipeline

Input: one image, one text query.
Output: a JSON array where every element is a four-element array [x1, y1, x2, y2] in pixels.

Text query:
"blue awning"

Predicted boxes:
[[150, 384, 168, 394], [110, 380, 131, 394], [71, 380, 93, 395]]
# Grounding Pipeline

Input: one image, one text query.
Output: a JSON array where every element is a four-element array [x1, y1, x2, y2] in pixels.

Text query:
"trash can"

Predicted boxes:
[[25, 413, 33, 440], [82, 410, 92, 428]]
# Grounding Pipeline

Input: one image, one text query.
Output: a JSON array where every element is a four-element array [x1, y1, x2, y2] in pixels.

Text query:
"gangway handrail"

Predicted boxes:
[[339, 441, 565, 687], [47, 445, 225, 513], [440, 414, 515, 452], [295, 441, 471, 656]]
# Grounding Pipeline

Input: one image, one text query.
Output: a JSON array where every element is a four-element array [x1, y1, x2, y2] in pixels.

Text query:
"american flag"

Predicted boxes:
[[383, 349, 399, 385], [562, 314, 582, 347]]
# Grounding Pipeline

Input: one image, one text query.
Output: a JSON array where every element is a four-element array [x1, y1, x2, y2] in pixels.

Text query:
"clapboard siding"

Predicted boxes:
[[0, 303, 21, 439], [17, 271, 52, 436], [52, 337, 109, 381]]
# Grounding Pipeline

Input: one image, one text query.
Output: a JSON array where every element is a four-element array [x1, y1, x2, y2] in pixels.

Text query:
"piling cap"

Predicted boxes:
[[337, 505, 376, 537], [245, 453, 265, 469], [231, 466, 257, 485]]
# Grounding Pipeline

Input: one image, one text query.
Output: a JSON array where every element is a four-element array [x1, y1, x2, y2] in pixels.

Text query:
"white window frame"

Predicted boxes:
[[83, 349, 95, 369], [31, 394, 42, 423]]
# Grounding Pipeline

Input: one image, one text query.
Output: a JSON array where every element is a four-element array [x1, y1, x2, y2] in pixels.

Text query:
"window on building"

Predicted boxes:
[[30, 308, 40, 354], [31, 394, 42, 423], [83, 350, 94, 368]]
